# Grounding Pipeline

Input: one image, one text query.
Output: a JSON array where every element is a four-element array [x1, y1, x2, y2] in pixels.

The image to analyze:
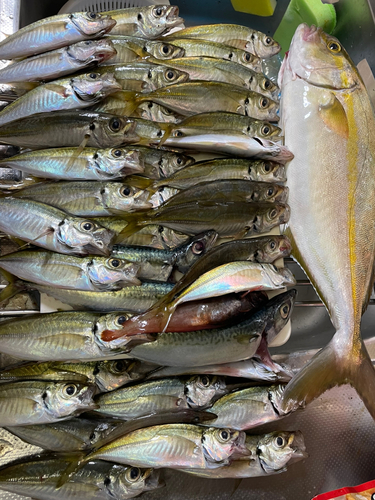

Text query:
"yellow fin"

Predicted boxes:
[[318, 92, 349, 139]]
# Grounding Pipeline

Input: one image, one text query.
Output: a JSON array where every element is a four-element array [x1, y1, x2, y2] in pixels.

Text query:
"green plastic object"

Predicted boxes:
[[274, 0, 337, 55]]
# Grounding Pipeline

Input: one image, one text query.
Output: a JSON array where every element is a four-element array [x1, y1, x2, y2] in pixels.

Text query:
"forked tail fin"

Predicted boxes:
[[280, 332, 375, 419]]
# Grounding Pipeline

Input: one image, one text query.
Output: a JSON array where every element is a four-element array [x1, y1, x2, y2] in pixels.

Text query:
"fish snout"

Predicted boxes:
[[278, 204, 290, 224]]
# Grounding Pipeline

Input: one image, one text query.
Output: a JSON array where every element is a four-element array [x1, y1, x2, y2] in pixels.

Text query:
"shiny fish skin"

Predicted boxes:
[[103, 36, 185, 64], [111, 230, 217, 281], [130, 146, 194, 179], [183, 431, 307, 478], [165, 24, 280, 59], [0, 12, 116, 60], [0, 359, 142, 392], [5, 418, 127, 452], [0, 40, 116, 83], [94, 375, 227, 419], [11, 180, 153, 216], [0, 458, 160, 500], [0, 111, 139, 149], [131, 81, 279, 120], [0, 147, 144, 181], [0, 250, 140, 291], [158, 38, 262, 71], [136, 102, 183, 123], [105, 6, 184, 38], [151, 158, 287, 190], [94, 62, 189, 92], [128, 290, 295, 366], [83, 423, 248, 469], [149, 56, 280, 98], [30, 282, 174, 313], [0, 198, 114, 256], [119, 201, 290, 239], [0, 72, 122, 127], [205, 385, 287, 430], [0, 82, 39, 103], [0, 311, 137, 361], [0, 380, 96, 426]]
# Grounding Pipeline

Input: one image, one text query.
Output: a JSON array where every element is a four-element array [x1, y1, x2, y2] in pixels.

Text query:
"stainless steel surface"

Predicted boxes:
[[0, 1, 375, 499]]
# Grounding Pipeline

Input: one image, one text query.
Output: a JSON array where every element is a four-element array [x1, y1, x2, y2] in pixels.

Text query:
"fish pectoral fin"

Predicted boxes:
[[318, 92, 349, 139], [0, 269, 25, 305], [43, 83, 69, 97], [280, 334, 375, 420]]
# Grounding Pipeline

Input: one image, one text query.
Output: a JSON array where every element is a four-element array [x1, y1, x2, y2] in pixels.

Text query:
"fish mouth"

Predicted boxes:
[[166, 6, 183, 24], [300, 24, 321, 43], [288, 431, 308, 462], [279, 237, 292, 255]]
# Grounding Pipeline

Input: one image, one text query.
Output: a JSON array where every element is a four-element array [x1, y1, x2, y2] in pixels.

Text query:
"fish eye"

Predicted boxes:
[[174, 130, 184, 137], [262, 125, 271, 136], [200, 375, 210, 387], [275, 436, 285, 447], [328, 41, 341, 52], [89, 72, 98, 79], [263, 79, 271, 90], [249, 76, 253, 84], [108, 258, 121, 268], [112, 149, 122, 158], [192, 241, 205, 255], [244, 52, 251, 62], [176, 157, 183, 165], [244, 97, 249, 105], [154, 6, 164, 16], [220, 430, 230, 441], [267, 187, 275, 197], [147, 102, 153, 109], [264, 163, 271, 172], [269, 239, 277, 250], [85, 41, 92, 46], [264, 36, 273, 45], [260, 98, 269, 108], [166, 70, 175, 80], [162, 45, 170, 55], [81, 221, 94, 231], [121, 186, 132, 196], [137, 13, 142, 20], [126, 467, 141, 482], [116, 315, 128, 326], [89, 431, 97, 441], [112, 360, 127, 372], [109, 118, 121, 131], [269, 208, 278, 219], [88, 11, 97, 19], [63, 384, 78, 397], [280, 304, 290, 319]]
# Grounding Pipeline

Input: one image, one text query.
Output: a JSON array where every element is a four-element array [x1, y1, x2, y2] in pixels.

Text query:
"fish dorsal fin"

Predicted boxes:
[[318, 91, 349, 139]]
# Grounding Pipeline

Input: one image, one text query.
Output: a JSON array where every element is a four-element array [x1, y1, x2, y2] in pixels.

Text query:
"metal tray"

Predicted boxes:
[[1, 1, 375, 499]]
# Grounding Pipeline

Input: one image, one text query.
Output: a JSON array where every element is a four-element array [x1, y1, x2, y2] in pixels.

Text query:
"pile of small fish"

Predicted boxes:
[[0, 5, 305, 500]]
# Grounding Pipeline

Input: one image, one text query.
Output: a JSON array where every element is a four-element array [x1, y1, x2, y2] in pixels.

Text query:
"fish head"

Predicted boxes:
[[249, 120, 281, 140], [155, 67, 190, 89], [174, 230, 218, 274], [88, 257, 141, 287], [203, 428, 249, 463], [247, 33, 280, 59], [59, 217, 114, 256], [257, 430, 308, 473], [254, 203, 290, 233], [68, 40, 117, 64], [264, 288, 297, 340], [72, 72, 122, 102], [95, 360, 136, 391], [145, 41, 185, 60], [250, 183, 288, 204], [287, 24, 359, 90], [96, 312, 134, 339], [240, 51, 262, 71], [159, 152, 195, 178], [101, 115, 140, 148], [136, 6, 184, 38], [101, 182, 153, 212], [255, 75, 280, 101], [255, 235, 292, 262], [245, 94, 279, 122], [157, 226, 190, 250], [45, 382, 97, 419], [111, 466, 162, 498], [71, 11, 117, 36], [137, 102, 182, 123], [250, 161, 286, 183], [185, 375, 228, 408], [95, 148, 143, 177]]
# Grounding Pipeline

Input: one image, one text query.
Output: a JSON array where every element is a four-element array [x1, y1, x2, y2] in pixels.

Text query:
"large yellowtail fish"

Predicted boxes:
[[279, 24, 375, 417]]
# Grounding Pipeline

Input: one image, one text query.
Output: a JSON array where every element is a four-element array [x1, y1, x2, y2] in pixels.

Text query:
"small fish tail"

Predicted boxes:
[[280, 330, 375, 418], [117, 212, 147, 239], [156, 123, 173, 148], [55, 452, 88, 489], [125, 175, 156, 192], [0, 270, 25, 305]]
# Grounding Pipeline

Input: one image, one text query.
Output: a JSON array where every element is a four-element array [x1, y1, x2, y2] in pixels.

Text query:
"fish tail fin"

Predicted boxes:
[[117, 212, 149, 239], [125, 175, 156, 192], [280, 331, 375, 418], [55, 452, 87, 489], [156, 123, 173, 148], [0, 270, 25, 305]]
